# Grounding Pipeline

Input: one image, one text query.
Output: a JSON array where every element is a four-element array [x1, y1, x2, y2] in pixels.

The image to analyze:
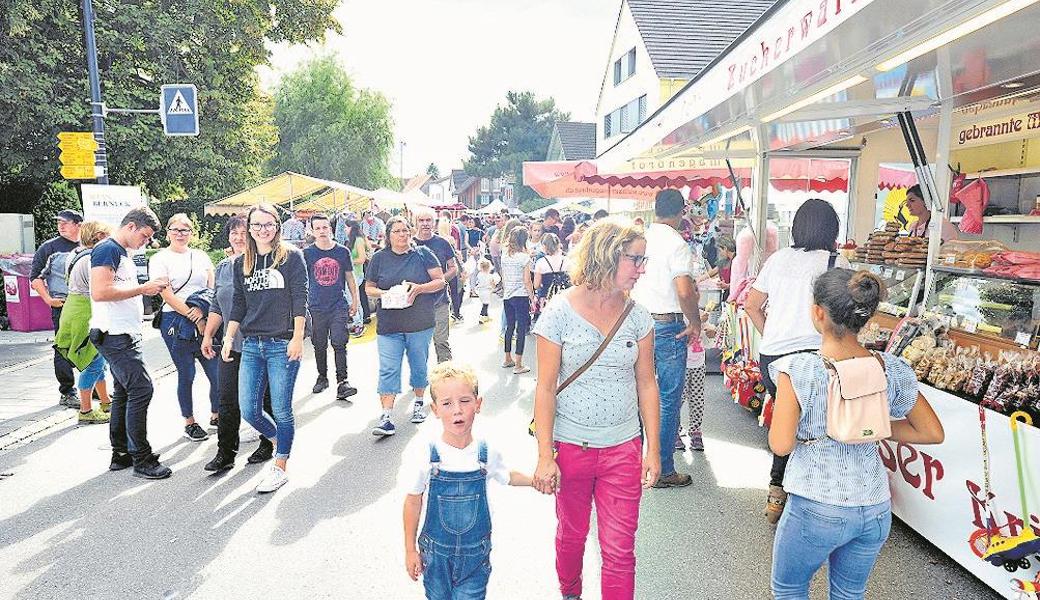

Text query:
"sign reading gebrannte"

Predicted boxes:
[[160, 84, 199, 136]]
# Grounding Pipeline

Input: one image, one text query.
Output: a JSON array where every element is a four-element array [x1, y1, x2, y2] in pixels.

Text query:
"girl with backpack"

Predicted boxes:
[[767, 268, 944, 599], [532, 233, 569, 320]]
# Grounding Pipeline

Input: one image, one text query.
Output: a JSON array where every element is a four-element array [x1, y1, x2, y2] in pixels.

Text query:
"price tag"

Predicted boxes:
[[883, 268, 894, 279], [943, 255, 956, 265], [1015, 332, 1032, 345], [870, 265, 883, 275], [962, 319, 978, 333], [895, 270, 907, 281]]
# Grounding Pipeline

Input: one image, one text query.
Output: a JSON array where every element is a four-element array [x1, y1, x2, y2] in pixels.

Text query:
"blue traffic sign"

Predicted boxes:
[[160, 84, 199, 136]]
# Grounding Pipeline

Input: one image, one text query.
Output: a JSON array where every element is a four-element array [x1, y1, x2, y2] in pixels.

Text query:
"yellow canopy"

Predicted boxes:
[[204, 172, 374, 216]]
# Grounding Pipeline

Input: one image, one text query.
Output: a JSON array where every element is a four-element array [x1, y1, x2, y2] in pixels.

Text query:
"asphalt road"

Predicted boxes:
[[0, 297, 999, 599]]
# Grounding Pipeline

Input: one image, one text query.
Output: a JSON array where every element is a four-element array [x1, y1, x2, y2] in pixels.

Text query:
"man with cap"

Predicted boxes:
[[30, 209, 83, 407]]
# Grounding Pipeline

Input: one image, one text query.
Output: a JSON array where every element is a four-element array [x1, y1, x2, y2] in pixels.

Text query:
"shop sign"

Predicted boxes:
[[81, 184, 146, 229], [955, 110, 1040, 148], [627, 156, 728, 172], [889, 385, 1040, 599]]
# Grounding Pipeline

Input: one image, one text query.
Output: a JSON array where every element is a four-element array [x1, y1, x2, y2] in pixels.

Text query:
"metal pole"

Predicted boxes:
[[400, 141, 406, 190], [82, 0, 109, 184]]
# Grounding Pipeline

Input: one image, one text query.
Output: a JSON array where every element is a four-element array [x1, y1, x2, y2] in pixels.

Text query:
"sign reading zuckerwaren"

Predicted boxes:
[[887, 385, 1040, 599]]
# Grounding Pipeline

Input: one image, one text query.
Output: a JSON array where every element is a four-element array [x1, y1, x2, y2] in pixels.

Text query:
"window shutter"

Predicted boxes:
[[638, 95, 647, 123], [614, 60, 622, 85], [627, 48, 636, 77], [604, 114, 612, 138]]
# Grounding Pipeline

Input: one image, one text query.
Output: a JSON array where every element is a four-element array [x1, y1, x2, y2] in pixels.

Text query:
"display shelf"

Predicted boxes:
[[932, 264, 1040, 285], [949, 215, 1040, 224]]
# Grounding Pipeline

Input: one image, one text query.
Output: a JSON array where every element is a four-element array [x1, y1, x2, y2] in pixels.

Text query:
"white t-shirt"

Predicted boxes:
[[751, 247, 851, 356], [149, 248, 214, 311], [533, 252, 569, 275], [89, 238, 143, 335], [631, 223, 693, 314], [400, 437, 511, 496]]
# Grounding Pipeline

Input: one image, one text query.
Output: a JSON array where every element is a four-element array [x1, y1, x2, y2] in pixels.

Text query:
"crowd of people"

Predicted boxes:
[[27, 190, 945, 600]]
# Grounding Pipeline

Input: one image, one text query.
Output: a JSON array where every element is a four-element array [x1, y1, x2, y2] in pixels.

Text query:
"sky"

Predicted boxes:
[[260, 0, 619, 181]]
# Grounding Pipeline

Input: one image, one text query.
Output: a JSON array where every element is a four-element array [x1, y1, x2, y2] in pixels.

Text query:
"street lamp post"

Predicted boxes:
[[399, 140, 406, 190]]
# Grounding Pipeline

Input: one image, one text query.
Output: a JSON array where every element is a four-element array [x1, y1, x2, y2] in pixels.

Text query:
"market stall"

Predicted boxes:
[[592, 0, 1040, 595], [204, 171, 375, 217]]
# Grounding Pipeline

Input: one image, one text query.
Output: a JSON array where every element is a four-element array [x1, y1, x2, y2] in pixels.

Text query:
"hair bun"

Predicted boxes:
[[847, 271, 885, 307]]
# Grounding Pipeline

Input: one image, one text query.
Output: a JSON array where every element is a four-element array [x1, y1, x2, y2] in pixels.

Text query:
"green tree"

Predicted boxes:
[[464, 91, 568, 203], [0, 0, 338, 221], [425, 162, 440, 179], [269, 55, 396, 190]]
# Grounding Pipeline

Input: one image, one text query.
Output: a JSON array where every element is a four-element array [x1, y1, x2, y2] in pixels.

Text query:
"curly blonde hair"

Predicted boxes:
[[569, 218, 645, 291], [429, 361, 480, 402], [79, 220, 111, 248]]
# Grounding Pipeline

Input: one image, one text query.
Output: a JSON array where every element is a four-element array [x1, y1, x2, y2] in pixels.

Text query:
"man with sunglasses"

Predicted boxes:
[[631, 188, 701, 489]]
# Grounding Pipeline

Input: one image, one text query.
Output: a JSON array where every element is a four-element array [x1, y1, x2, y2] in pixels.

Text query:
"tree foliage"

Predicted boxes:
[[0, 0, 338, 222], [425, 162, 440, 179], [464, 91, 568, 203], [269, 55, 395, 190]]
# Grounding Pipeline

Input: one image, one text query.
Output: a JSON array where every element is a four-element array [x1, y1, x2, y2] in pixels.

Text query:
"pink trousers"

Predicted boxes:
[[555, 436, 643, 600]]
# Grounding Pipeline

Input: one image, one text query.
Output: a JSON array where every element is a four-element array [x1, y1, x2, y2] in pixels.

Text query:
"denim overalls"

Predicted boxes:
[[419, 441, 493, 600]]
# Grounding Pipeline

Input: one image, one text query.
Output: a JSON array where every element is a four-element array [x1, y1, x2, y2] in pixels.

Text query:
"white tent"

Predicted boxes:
[[475, 199, 508, 214]]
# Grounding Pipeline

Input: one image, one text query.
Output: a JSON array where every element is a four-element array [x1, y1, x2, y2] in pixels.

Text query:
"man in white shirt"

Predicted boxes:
[[90, 207, 172, 480], [631, 189, 701, 488]]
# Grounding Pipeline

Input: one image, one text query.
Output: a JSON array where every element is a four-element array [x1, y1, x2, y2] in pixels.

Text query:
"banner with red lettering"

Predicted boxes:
[[886, 385, 1040, 599]]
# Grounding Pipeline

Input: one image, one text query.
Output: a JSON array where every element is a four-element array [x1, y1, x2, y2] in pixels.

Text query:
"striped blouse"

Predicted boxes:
[[772, 352, 919, 507]]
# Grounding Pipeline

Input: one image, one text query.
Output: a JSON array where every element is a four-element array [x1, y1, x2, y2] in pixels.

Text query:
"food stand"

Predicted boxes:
[[594, 0, 1040, 596]]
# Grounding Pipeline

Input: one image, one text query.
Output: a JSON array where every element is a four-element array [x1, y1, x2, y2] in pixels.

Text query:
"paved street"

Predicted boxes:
[[0, 297, 997, 599]]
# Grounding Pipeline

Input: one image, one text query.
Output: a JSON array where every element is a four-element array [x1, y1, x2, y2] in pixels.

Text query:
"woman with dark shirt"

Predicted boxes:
[[364, 215, 445, 437], [221, 204, 308, 494]]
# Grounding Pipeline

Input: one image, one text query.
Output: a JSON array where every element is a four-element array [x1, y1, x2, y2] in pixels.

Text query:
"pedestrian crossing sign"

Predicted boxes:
[[160, 84, 199, 136]]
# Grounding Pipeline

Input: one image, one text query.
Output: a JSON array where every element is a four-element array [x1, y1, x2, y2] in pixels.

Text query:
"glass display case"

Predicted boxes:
[[924, 266, 1040, 348], [850, 262, 925, 317]]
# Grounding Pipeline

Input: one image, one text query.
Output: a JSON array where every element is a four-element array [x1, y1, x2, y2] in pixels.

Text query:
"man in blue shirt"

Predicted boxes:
[[413, 208, 457, 363], [304, 214, 360, 400]]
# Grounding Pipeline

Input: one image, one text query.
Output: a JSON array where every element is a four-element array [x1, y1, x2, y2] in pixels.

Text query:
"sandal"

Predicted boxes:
[[513, 366, 530, 375], [765, 484, 787, 525], [502, 361, 515, 368]]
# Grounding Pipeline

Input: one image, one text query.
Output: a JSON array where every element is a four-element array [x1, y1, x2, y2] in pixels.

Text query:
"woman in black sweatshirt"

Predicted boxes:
[[222, 203, 308, 494]]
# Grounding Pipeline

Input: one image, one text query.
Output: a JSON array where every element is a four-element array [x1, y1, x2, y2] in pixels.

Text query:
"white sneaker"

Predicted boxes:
[[410, 402, 426, 424], [256, 465, 288, 494]]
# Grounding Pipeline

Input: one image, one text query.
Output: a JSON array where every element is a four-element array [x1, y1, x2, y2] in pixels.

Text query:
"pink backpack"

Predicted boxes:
[[820, 353, 892, 444]]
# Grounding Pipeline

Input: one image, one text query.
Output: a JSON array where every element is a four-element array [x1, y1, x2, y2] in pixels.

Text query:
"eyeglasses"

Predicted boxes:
[[389, 228, 411, 235], [168, 228, 193, 235], [622, 253, 648, 267], [249, 223, 278, 231]]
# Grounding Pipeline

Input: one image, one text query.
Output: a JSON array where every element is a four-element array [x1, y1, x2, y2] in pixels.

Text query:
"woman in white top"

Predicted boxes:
[[745, 198, 850, 524], [149, 213, 217, 442], [526, 221, 544, 254], [500, 227, 536, 374]]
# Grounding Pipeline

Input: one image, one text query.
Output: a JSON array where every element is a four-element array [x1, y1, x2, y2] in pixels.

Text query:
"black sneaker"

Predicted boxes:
[[312, 376, 329, 394], [337, 380, 358, 400], [209, 416, 219, 431], [109, 451, 133, 471], [60, 392, 79, 409], [133, 456, 172, 480], [247, 438, 274, 464], [204, 452, 235, 472], [183, 423, 208, 442], [651, 472, 693, 489]]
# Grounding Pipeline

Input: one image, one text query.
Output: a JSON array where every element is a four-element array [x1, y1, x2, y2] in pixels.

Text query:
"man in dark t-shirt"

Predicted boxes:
[[413, 209, 457, 363], [303, 215, 359, 400], [30, 209, 82, 406]]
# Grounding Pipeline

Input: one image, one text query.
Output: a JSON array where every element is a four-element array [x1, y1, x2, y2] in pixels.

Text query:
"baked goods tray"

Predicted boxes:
[[931, 264, 1040, 285]]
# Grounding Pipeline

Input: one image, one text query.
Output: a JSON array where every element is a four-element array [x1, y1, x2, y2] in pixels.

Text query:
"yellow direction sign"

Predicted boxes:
[[59, 149, 96, 167], [57, 132, 99, 151], [60, 165, 99, 180]]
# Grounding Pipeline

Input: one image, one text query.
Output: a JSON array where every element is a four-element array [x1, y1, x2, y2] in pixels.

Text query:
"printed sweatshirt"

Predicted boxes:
[[230, 247, 308, 339]]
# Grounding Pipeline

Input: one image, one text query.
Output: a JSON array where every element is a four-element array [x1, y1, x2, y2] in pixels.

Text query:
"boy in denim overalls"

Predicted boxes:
[[403, 362, 533, 598]]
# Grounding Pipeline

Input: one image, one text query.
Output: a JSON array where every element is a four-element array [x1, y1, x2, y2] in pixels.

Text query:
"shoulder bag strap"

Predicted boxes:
[[556, 301, 635, 395], [827, 251, 839, 270]]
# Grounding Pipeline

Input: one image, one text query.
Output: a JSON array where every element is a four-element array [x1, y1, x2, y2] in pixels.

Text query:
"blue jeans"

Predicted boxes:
[[239, 337, 301, 459], [771, 494, 892, 600], [159, 311, 220, 419], [376, 328, 434, 395], [77, 354, 108, 392], [653, 320, 687, 476], [351, 272, 365, 329]]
